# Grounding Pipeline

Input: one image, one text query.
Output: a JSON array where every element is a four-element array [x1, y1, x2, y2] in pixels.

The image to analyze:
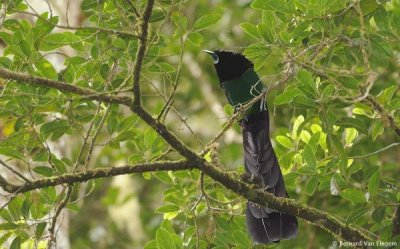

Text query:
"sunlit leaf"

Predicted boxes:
[[193, 14, 221, 30]]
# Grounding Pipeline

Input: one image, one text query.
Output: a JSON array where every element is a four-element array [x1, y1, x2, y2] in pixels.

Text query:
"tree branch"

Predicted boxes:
[[0, 174, 18, 193], [0, 160, 195, 194], [132, 0, 155, 107], [0, 155, 373, 243], [199, 162, 374, 244], [0, 67, 132, 106]]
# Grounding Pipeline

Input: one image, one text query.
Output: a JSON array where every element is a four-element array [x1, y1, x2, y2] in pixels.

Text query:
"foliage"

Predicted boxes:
[[0, 0, 399, 248]]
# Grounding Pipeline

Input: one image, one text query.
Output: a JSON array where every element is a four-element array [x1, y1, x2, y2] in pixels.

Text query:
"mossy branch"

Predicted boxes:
[[131, 0, 155, 107], [0, 157, 373, 244], [0, 160, 195, 194], [0, 67, 132, 106]]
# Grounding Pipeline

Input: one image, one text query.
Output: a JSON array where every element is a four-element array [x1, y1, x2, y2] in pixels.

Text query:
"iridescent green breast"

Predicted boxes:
[[221, 69, 265, 116]]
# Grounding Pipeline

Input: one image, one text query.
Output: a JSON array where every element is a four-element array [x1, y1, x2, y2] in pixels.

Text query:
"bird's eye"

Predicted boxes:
[[212, 54, 219, 64]]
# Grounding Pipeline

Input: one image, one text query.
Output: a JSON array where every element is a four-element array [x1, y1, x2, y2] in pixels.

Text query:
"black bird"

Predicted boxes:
[[205, 50, 298, 244]]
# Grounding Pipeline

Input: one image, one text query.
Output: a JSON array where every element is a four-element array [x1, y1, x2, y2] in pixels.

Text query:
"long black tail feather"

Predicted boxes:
[[241, 110, 298, 243]]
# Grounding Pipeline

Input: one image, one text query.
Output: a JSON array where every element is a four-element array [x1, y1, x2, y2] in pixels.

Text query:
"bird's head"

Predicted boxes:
[[204, 50, 254, 84]]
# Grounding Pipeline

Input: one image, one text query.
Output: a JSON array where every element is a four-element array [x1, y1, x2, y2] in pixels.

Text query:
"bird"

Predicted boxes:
[[204, 50, 298, 244]]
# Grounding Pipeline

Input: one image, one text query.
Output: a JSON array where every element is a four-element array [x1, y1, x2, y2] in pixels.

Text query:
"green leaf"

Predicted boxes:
[[345, 128, 358, 146], [346, 206, 369, 223], [300, 130, 311, 143], [0, 233, 12, 246], [296, 70, 316, 98], [112, 38, 126, 49], [297, 166, 317, 175], [308, 132, 320, 153], [0, 223, 18, 230], [303, 144, 316, 168], [81, 0, 97, 10], [144, 240, 158, 249], [115, 131, 136, 142], [150, 8, 166, 22], [40, 119, 70, 140], [0, 146, 24, 160], [240, 23, 261, 39], [233, 230, 250, 247], [19, 40, 31, 57], [372, 120, 384, 141], [35, 13, 58, 35], [40, 32, 79, 51], [21, 199, 30, 218], [336, 117, 368, 134], [360, 0, 380, 15], [10, 237, 21, 249], [0, 32, 12, 45], [35, 58, 58, 80], [371, 207, 386, 223], [340, 188, 366, 204], [33, 166, 54, 177], [243, 43, 270, 59], [279, 150, 294, 168], [251, 0, 295, 14], [223, 104, 234, 116], [257, 23, 274, 43], [368, 170, 380, 197], [306, 176, 318, 196], [35, 223, 47, 239], [327, 134, 344, 157], [156, 228, 176, 249], [156, 204, 180, 213], [392, 12, 400, 35], [119, 115, 138, 131], [321, 84, 334, 99], [276, 135, 292, 149], [187, 32, 204, 47], [274, 88, 301, 105], [193, 14, 221, 30], [204, 151, 212, 163], [373, 6, 389, 31], [377, 85, 398, 104], [290, 95, 316, 109]]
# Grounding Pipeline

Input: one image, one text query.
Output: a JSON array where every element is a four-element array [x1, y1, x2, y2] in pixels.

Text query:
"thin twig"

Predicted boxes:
[[146, 76, 204, 146], [0, 159, 31, 182], [124, 0, 140, 17], [157, 24, 186, 121], [46, 186, 72, 249], [351, 143, 400, 159]]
